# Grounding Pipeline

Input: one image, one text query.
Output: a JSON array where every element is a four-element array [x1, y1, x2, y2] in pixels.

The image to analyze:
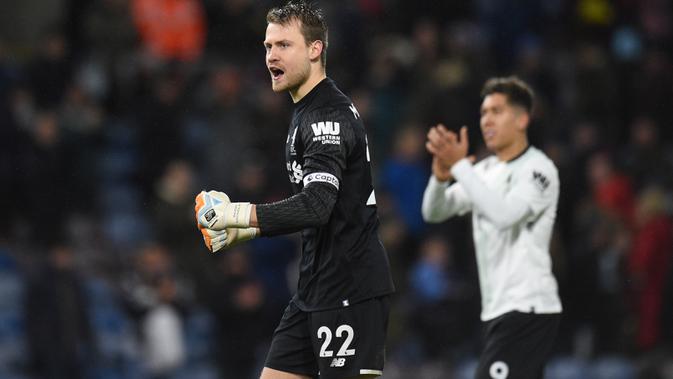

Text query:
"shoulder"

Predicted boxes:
[[299, 104, 361, 135], [309, 82, 359, 124], [523, 147, 558, 176], [518, 147, 559, 189]]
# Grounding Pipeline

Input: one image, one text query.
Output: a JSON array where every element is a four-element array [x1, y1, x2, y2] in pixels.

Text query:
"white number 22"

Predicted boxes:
[[317, 324, 356, 357]]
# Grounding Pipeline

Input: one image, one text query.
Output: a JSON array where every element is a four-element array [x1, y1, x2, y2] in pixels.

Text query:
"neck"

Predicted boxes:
[[290, 68, 326, 103], [496, 136, 529, 162]]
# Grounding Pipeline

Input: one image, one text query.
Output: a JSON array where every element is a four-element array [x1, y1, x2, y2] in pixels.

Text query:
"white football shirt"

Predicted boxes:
[[422, 146, 562, 321]]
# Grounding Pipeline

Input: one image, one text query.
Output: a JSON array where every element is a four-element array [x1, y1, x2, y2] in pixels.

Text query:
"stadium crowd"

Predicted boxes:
[[1, 0, 672, 378]]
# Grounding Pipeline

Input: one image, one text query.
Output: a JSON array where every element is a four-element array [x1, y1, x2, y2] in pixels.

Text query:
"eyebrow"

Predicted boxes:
[[264, 39, 291, 46], [480, 104, 502, 113]]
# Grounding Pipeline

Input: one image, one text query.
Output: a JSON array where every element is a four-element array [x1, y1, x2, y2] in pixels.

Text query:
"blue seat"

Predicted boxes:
[[545, 356, 591, 379], [590, 356, 636, 379], [174, 363, 219, 379], [0, 273, 23, 311], [453, 357, 478, 379], [183, 308, 216, 365], [0, 309, 26, 370]]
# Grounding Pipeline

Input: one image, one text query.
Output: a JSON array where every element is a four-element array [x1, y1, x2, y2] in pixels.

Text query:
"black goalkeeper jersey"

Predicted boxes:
[[279, 78, 394, 311]]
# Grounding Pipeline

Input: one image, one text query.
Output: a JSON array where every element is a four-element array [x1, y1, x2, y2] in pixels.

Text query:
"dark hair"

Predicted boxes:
[[266, 1, 328, 67], [481, 76, 534, 114]]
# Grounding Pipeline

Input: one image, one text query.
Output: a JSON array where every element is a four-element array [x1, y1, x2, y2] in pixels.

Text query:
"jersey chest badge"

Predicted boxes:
[[287, 160, 303, 184]]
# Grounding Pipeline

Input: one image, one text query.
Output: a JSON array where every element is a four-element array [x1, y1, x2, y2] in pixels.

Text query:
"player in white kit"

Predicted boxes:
[[422, 76, 562, 379]]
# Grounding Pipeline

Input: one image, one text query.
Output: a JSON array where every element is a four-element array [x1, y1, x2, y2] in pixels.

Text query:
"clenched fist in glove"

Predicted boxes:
[[195, 191, 258, 253], [195, 190, 252, 230], [199, 227, 228, 253], [199, 225, 258, 253]]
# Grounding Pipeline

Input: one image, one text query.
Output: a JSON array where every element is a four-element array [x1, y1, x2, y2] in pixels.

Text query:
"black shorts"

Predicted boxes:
[[475, 311, 560, 379], [264, 296, 390, 379]]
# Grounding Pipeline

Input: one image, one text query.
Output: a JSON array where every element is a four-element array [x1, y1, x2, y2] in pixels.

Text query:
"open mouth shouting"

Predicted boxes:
[[269, 66, 285, 81]]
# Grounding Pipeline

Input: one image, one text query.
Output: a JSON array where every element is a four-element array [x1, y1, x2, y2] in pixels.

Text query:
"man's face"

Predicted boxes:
[[264, 20, 312, 93], [479, 93, 527, 153]]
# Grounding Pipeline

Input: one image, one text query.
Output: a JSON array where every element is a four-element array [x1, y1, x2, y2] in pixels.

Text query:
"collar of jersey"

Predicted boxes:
[[295, 77, 332, 111], [505, 144, 531, 164]]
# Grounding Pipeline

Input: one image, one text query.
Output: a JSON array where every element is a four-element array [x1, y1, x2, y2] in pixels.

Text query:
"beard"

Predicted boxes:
[[271, 60, 311, 93]]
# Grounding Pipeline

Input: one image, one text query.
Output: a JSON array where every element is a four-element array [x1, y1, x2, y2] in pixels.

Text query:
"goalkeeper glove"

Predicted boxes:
[[199, 226, 259, 253], [199, 226, 228, 253], [194, 190, 252, 231], [223, 227, 258, 249]]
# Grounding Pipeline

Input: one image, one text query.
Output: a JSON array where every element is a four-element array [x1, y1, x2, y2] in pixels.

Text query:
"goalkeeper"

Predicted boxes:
[[194, 2, 394, 379]]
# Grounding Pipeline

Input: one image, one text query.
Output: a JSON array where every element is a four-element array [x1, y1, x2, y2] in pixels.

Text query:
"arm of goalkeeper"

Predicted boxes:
[[199, 226, 258, 253]]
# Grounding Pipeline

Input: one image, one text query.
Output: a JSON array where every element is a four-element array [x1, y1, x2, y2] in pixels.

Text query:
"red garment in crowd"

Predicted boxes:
[[132, 0, 205, 61], [593, 173, 635, 226], [628, 215, 673, 349]]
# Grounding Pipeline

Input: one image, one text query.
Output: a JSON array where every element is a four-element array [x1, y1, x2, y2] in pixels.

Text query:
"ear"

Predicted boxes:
[[517, 111, 530, 131], [308, 40, 323, 62]]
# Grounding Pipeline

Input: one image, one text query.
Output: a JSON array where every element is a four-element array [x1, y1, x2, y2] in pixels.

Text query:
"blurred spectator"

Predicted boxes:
[[199, 62, 258, 190], [18, 111, 70, 243], [407, 236, 476, 359], [627, 186, 673, 351], [26, 31, 72, 108], [59, 83, 104, 212], [150, 159, 219, 299], [631, 50, 673, 136], [151, 159, 199, 250], [204, 0, 260, 59], [587, 150, 635, 228], [381, 124, 429, 235], [121, 243, 194, 319], [142, 274, 187, 379], [573, 44, 618, 133], [131, 0, 206, 62], [135, 68, 188, 199], [661, 258, 673, 346], [206, 247, 273, 379], [622, 116, 673, 190], [24, 243, 94, 379], [84, 0, 137, 60], [567, 200, 631, 355], [120, 243, 195, 378]]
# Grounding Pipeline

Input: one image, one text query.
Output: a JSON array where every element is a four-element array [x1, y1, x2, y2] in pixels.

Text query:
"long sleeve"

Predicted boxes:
[[421, 175, 472, 223], [450, 158, 532, 230], [256, 182, 337, 237]]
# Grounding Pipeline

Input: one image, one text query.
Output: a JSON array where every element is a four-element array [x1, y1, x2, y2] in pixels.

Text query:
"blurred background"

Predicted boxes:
[[0, 0, 672, 378]]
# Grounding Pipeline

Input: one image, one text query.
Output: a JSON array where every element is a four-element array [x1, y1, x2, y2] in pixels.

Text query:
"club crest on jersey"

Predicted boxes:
[[287, 161, 303, 184], [311, 121, 341, 145], [532, 170, 550, 191]]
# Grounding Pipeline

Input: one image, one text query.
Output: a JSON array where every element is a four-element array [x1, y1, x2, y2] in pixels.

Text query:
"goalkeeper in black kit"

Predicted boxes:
[[194, 2, 394, 379]]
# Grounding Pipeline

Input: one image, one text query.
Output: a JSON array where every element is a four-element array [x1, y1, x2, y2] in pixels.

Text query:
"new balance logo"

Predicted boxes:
[[330, 358, 346, 367], [311, 121, 340, 136]]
